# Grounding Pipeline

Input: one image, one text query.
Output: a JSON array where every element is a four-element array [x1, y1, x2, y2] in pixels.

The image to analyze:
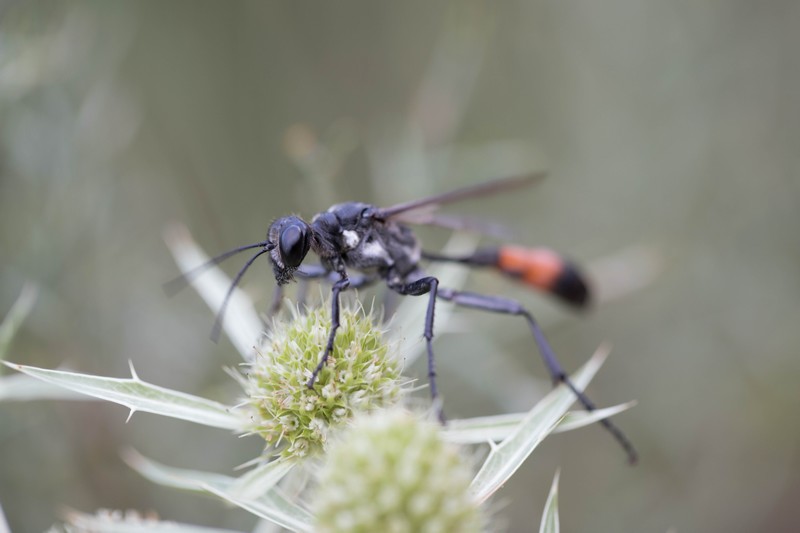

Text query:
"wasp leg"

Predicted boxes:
[[266, 285, 285, 316], [422, 248, 499, 266], [323, 273, 378, 289], [296, 264, 331, 278], [291, 265, 330, 312], [436, 287, 637, 464], [387, 276, 445, 424], [292, 266, 376, 312], [299, 268, 380, 388], [297, 265, 377, 288], [307, 275, 350, 389]]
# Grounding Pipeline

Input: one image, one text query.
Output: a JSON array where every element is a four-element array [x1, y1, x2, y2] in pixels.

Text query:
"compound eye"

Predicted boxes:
[[279, 223, 309, 268]]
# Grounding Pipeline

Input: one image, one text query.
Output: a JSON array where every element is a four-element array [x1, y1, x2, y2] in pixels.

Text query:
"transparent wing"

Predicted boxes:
[[391, 210, 516, 240], [375, 172, 545, 220]]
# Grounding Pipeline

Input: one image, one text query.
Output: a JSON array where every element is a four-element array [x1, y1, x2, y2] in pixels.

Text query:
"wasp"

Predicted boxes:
[[168, 173, 637, 463]]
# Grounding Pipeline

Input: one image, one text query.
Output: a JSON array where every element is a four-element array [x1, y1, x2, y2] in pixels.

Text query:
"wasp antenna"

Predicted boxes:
[[210, 247, 272, 343], [164, 241, 273, 296]]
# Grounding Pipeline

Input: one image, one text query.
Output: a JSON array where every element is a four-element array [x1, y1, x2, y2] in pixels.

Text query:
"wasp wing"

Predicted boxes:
[[391, 210, 517, 240], [375, 171, 546, 220]]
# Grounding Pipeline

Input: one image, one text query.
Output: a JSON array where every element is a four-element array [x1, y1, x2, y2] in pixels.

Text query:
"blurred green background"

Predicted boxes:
[[1, 1, 799, 531]]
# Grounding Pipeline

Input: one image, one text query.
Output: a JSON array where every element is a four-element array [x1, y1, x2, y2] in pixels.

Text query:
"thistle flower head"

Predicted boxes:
[[243, 302, 403, 459], [312, 409, 483, 533]]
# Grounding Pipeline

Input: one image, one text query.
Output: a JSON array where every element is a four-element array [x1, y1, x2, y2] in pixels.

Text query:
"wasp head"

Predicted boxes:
[[268, 216, 312, 284]]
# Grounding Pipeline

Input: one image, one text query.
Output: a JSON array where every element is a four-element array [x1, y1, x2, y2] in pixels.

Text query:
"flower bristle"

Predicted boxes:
[[243, 302, 403, 459], [312, 409, 483, 533]]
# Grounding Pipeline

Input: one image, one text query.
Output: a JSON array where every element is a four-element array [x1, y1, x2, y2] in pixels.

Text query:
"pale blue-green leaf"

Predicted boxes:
[[389, 233, 477, 366], [539, 470, 560, 533], [229, 459, 295, 499], [470, 347, 608, 503], [122, 448, 233, 494], [61, 509, 242, 533], [201, 482, 312, 533], [165, 224, 263, 361], [250, 519, 282, 533], [6, 363, 243, 430], [124, 449, 312, 532], [443, 412, 530, 444], [444, 400, 636, 444], [0, 283, 38, 366], [0, 372, 89, 401], [552, 401, 637, 434]]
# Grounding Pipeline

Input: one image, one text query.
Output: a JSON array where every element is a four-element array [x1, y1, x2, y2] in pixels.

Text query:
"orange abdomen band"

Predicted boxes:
[[497, 246, 564, 291]]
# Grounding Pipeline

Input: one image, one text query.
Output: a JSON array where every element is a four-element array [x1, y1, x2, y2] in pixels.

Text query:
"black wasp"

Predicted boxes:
[[168, 173, 637, 463]]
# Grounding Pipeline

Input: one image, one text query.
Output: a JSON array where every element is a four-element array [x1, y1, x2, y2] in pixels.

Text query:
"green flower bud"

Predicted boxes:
[[243, 303, 403, 460], [313, 410, 483, 533]]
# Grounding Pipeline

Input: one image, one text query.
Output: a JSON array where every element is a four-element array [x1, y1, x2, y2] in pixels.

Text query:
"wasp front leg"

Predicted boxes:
[[292, 264, 330, 313], [307, 273, 350, 388]]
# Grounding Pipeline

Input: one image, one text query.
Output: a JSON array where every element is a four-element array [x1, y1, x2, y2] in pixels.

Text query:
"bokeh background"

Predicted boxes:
[[1, 1, 799, 532]]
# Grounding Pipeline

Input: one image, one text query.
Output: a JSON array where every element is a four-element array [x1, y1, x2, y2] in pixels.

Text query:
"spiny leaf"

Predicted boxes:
[[6, 362, 243, 430], [539, 470, 560, 533], [124, 449, 312, 532], [470, 347, 608, 503], [443, 400, 636, 444]]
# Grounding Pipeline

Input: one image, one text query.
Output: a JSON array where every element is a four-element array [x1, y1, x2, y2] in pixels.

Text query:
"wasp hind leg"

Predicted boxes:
[[435, 287, 637, 464]]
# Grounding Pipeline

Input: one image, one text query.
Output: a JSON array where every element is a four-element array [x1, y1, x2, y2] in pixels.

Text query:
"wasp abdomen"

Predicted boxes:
[[496, 246, 590, 307]]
